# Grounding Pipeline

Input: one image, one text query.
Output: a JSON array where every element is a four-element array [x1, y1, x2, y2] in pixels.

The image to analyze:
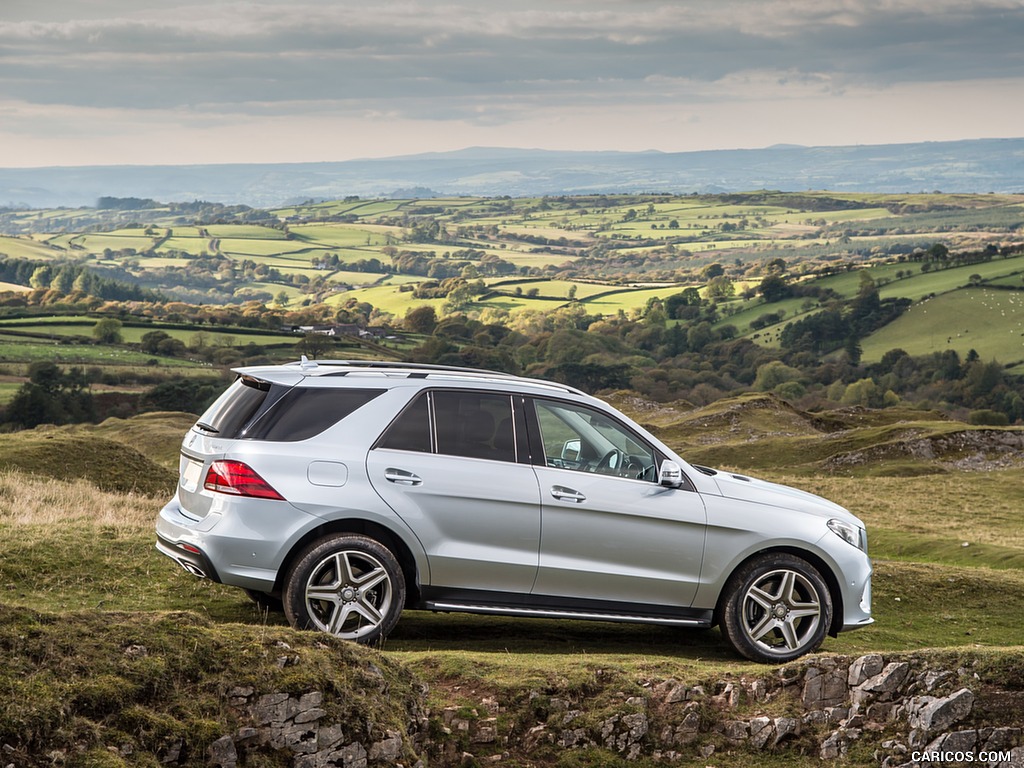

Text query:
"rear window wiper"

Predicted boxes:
[[195, 421, 220, 434]]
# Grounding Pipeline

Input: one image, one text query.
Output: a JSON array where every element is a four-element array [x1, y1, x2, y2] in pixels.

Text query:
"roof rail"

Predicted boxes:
[[286, 359, 584, 395], [288, 359, 519, 378]]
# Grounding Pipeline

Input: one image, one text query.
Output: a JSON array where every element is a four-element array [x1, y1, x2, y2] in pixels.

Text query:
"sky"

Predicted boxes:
[[1, 0, 1023, 168]]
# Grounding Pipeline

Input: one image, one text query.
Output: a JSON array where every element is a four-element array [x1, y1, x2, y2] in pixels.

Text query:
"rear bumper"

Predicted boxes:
[[155, 532, 221, 582], [155, 493, 313, 594]]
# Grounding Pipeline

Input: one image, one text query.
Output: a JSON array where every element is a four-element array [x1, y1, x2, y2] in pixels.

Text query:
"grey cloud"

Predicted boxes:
[[1, 0, 1022, 123]]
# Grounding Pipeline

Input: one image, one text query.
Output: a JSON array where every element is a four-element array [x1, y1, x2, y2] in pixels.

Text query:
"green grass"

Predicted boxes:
[[0, 339, 206, 367], [1, 398, 1023, 765], [859, 287, 1024, 363]]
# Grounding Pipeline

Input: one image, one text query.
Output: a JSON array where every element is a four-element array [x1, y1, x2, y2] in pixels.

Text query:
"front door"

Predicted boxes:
[[528, 398, 707, 608]]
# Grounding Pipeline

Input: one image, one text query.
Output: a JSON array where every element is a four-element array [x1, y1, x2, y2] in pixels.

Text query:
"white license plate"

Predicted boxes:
[[181, 459, 203, 493]]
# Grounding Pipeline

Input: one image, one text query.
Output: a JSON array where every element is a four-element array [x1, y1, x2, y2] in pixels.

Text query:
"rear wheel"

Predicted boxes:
[[719, 553, 832, 663], [283, 534, 405, 644]]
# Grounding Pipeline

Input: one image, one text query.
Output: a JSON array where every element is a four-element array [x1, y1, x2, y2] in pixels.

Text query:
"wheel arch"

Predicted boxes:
[[274, 519, 421, 607], [714, 545, 845, 637]]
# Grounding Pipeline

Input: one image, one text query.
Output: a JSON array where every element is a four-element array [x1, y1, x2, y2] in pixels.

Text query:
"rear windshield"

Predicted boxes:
[[195, 377, 384, 442], [196, 377, 278, 438]]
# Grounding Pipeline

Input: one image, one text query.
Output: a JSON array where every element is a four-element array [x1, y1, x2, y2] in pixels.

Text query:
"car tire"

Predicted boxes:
[[719, 552, 832, 663], [244, 588, 284, 613], [283, 534, 405, 644]]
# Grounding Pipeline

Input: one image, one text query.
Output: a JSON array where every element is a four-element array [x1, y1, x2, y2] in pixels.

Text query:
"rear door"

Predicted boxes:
[[367, 390, 541, 594]]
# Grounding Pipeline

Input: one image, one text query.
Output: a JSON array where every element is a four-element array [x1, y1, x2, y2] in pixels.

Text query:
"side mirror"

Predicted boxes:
[[561, 438, 581, 461], [659, 460, 683, 488]]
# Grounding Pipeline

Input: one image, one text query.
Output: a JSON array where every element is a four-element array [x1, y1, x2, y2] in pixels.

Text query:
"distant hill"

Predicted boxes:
[[2, 138, 1023, 208]]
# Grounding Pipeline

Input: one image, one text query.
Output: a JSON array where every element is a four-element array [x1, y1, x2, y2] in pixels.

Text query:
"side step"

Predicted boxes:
[[424, 601, 712, 627]]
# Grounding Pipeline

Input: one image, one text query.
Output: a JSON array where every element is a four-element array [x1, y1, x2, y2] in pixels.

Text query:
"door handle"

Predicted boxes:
[[551, 485, 586, 503], [384, 468, 422, 486]]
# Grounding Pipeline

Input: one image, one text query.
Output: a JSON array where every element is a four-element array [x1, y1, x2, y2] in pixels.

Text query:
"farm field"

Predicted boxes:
[[859, 288, 1024, 364], [1, 191, 1024, 413]]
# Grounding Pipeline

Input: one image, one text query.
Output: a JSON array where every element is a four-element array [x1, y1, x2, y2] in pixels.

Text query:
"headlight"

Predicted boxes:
[[828, 518, 864, 550]]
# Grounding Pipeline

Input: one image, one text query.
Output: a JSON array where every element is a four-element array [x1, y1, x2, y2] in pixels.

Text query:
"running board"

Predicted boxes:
[[425, 601, 712, 627]]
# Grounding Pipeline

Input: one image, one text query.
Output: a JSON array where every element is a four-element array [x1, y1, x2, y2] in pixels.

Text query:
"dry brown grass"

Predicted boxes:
[[0, 469, 158, 532]]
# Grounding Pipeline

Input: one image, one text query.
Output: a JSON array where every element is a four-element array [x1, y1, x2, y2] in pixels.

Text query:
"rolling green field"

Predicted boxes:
[[3, 191, 1024, 386], [859, 288, 1024, 364]]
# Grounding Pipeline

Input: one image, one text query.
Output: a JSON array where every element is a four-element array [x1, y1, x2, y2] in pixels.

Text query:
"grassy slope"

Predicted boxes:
[[0, 400, 1023, 764]]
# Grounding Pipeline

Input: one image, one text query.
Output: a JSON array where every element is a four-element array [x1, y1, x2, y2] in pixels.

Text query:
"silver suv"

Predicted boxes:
[[156, 359, 872, 662]]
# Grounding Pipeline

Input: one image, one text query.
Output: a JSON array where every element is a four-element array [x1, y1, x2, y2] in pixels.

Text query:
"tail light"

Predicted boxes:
[[204, 460, 284, 500]]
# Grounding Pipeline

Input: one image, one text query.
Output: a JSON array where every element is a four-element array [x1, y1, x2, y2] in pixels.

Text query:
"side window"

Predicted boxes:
[[533, 399, 658, 482], [377, 392, 432, 453], [243, 388, 384, 441], [433, 391, 516, 462]]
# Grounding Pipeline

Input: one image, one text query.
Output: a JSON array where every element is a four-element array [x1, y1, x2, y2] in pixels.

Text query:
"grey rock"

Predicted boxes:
[[318, 724, 346, 750], [749, 716, 773, 749], [471, 718, 498, 744], [664, 683, 688, 704], [909, 688, 975, 733], [820, 730, 844, 760], [558, 728, 588, 748], [773, 717, 799, 747], [294, 708, 327, 725], [207, 735, 237, 768], [849, 654, 885, 687], [803, 668, 848, 709], [860, 662, 911, 696], [369, 730, 403, 763], [923, 730, 978, 755], [340, 741, 368, 768], [981, 727, 1022, 752], [719, 720, 749, 744]]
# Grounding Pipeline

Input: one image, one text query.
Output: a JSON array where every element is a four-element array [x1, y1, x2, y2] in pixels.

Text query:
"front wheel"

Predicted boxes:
[[283, 534, 405, 645], [719, 553, 832, 663]]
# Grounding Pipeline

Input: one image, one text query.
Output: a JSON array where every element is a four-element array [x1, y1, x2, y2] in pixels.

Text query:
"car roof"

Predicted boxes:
[[232, 358, 590, 398]]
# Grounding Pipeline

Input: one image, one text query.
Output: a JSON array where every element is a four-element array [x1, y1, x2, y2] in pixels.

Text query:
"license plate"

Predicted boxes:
[[181, 459, 203, 493]]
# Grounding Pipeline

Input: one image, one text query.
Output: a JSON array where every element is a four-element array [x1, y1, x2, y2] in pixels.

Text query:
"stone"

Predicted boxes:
[[253, 692, 297, 725], [858, 662, 911, 699], [294, 708, 327, 725], [207, 735, 237, 768], [720, 720, 749, 744], [923, 730, 978, 755], [339, 742, 367, 768], [909, 688, 975, 734], [848, 654, 885, 686], [749, 679, 768, 702], [803, 668, 848, 709], [866, 702, 895, 722], [749, 716, 773, 749], [369, 731, 403, 763], [664, 683, 688, 704], [558, 728, 587, 748], [820, 731, 844, 760], [773, 717, 799, 747], [471, 718, 498, 744], [622, 712, 648, 743], [980, 727, 1022, 752], [318, 724, 346, 751], [923, 670, 953, 691]]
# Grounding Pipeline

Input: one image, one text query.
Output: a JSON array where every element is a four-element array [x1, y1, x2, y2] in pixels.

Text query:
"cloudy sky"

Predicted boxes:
[[1, 0, 1023, 168]]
